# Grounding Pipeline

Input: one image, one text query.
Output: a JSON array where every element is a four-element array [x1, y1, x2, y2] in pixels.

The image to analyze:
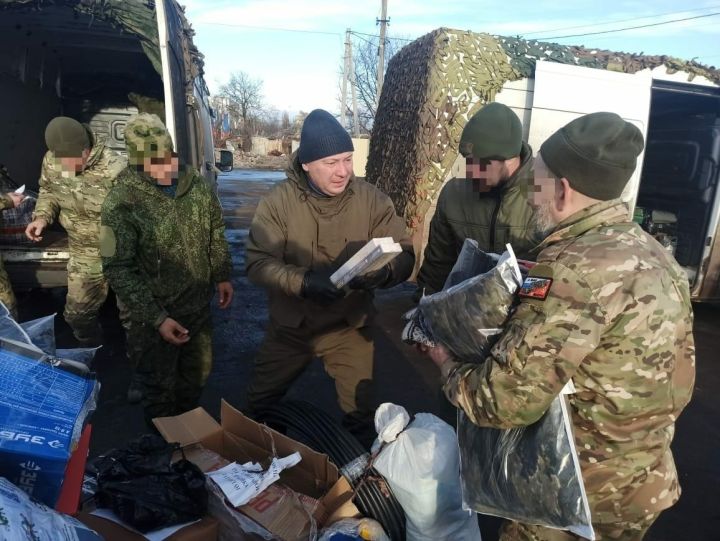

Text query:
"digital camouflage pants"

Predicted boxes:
[[129, 310, 213, 426], [0, 260, 17, 320]]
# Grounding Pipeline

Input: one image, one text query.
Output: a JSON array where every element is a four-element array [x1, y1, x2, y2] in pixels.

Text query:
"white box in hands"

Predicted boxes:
[[330, 237, 402, 288]]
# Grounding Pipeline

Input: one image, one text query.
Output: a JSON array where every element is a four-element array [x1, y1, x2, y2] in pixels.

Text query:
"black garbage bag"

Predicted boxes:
[[94, 434, 208, 533]]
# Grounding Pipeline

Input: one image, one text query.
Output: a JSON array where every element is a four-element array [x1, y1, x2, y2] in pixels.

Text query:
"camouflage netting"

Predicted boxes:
[[366, 27, 720, 231], [0, 0, 205, 86]]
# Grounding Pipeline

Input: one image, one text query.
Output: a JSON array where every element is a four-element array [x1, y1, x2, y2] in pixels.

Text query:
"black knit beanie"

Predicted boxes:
[[540, 112, 645, 200], [459, 102, 522, 160], [297, 109, 353, 164], [45, 117, 90, 157]]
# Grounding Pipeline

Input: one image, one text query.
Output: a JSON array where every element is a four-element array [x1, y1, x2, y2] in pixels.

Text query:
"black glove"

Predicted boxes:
[[301, 271, 344, 304], [348, 265, 391, 291]]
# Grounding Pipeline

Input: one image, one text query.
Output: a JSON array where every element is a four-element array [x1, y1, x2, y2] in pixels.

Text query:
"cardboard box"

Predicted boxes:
[[0, 339, 98, 506], [76, 513, 218, 541], [154, 401, 359, 540]]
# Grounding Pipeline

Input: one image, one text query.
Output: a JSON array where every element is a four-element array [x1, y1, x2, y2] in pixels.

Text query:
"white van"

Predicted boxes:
[[0, 0, 232, 289], [368, 30, 720, 302]]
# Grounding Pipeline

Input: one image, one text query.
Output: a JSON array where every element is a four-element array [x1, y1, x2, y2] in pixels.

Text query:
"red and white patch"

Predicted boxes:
[[519, 276, 553, 300]]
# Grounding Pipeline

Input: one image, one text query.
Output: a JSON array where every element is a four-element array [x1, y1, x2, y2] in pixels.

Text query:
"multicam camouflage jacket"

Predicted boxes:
[[100, 166, 232, 327], [33, 135, 126, 257], [443, 199, 696, 524]]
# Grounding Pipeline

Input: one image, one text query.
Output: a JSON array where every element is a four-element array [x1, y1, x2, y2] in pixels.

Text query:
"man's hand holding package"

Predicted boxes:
[[301, 271, 344, 305]]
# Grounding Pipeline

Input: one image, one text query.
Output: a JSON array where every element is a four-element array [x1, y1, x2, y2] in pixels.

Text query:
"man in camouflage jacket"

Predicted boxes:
[[100, 113, 233, 424], [0, 190, 26, 318], [426, 113, 695, 541], [26, 117, 125, 343]]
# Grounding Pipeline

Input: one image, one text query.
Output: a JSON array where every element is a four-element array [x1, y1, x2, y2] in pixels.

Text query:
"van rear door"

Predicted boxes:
[[526, 61, 652, 210]]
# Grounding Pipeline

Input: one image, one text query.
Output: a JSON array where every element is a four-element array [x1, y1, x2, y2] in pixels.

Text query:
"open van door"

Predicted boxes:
[[527, 61, 652, 211]]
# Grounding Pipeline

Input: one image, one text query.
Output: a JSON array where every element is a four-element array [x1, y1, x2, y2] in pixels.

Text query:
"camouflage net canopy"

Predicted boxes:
[[0, 0, 206, 87], [366, 28, 720, 231]]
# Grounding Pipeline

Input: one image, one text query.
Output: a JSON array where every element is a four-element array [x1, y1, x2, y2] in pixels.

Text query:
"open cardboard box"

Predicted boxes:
[[153, 400, 359, 540]]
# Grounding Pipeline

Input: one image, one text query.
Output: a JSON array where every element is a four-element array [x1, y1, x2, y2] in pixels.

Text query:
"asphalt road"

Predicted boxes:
[[16, 168, 719, 540]]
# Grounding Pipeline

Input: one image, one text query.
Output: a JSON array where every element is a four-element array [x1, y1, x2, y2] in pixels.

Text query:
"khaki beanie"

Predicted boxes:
[[459, 102, 522, 160], [540, 112, 644, 200], [45, 117, 90, 157]]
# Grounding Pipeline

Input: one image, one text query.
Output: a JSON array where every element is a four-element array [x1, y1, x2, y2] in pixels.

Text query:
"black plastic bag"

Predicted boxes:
[[94, 434, 208, 533]]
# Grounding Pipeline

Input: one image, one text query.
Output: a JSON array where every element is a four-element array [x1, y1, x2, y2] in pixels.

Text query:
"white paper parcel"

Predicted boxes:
[[330, 237, 402, 288]]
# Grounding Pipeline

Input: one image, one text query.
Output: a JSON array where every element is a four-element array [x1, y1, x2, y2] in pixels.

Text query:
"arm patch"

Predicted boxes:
[[99, 225, 117, 257]]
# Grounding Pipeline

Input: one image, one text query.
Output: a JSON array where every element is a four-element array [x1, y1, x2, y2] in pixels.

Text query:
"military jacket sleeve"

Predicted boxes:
[[416, 188, 457, 294], [246, 193, 306, 297], [0, 194, 13, 211], [369, 190, 415, 287], [32, 153, 61, 225], [208, 186, 232, 283], [443, 261, 606, 429], [100, 197, 168, 328]]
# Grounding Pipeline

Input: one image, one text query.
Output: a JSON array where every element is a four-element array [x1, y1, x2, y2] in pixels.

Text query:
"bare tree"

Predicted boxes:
[[219, 71, 264, 137], [340, 34, 405, 133]]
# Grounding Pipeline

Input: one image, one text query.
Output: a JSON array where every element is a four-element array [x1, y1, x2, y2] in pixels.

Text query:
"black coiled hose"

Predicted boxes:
[[256, 401, 406, 540]]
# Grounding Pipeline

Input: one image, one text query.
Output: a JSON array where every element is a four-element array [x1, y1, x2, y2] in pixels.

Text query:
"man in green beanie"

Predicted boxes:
[[423, 112, 695, 540], [415, 102, 536, 297], [25, 116, 125, 343], [100, 113, 233, 425]]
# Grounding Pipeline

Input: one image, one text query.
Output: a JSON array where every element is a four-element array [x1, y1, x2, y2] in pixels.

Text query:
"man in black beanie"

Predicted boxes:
[[245, 109, 414, 441], [424, 112, 695, 540], [416, 102, 537, 297]]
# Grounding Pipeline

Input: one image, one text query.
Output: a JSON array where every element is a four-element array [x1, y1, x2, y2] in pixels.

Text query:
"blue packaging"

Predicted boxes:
[[0, 339, 98, 506]]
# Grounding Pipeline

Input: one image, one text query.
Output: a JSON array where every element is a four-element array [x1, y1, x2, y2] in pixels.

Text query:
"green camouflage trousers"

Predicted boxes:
[[500, 513, 659, 541], [129, 310, 213, 425], [64, 255, 108, 341], [0, 259, 17, 320]]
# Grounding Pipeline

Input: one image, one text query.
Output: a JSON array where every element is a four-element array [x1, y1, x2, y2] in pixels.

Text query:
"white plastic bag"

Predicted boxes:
[[372, 403, 481, 541]]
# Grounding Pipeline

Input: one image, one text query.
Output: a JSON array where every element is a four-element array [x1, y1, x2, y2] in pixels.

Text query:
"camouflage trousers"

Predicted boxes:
[[247, 320, 375, 416], [130, 310, 213, 426], [500, 513, 659, 541], [64, 255, 109, 342], [0, 259, 17, 320]]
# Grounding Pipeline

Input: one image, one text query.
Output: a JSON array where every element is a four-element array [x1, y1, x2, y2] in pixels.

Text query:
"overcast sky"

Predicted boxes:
[[181, 0, 720, 114]]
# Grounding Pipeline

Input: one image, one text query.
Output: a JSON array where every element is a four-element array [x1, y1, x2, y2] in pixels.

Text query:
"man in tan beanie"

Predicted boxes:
[[26, 116, 125, 344], [423, 112, 695, 540], [415, 102, 536, 297]]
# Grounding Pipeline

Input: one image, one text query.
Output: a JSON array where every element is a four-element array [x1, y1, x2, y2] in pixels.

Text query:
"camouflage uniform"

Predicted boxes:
[[100, 116, 231, 422], [33, 135, 125, 341], [0, 194, 18, 318], [442, 200, 695, 540]]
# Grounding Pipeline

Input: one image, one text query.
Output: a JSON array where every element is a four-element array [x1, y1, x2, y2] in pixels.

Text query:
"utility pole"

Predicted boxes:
[[375, 0, 389, 111], [349, 38, 360, 136], [341, 28, 352, 129]]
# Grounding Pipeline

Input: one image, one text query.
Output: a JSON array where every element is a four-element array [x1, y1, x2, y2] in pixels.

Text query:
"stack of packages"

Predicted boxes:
[[0, 302, 101, 540], [403, 240, 594, 540], [0, 167, 37, 245]]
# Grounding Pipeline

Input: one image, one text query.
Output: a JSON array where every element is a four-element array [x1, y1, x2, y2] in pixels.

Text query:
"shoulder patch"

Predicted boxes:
[[99, 225, 117, 257], [519, 276, 553, 300]]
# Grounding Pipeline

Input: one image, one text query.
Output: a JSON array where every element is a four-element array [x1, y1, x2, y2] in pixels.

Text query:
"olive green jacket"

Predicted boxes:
[[100, 167, 232, 327], [246, 154, 414, 329], [417, 143, 536, 294]]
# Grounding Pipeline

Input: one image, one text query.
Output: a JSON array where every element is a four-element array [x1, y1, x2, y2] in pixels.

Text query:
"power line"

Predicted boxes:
[[522, 4, 720, 36], [194, 21, 341, 36], [351, 30, 414, 42], [542, 11, 720, 40]]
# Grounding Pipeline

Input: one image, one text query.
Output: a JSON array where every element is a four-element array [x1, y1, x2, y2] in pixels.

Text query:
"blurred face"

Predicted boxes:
[[465, 157, 512, 189], [529, 153, 561, 241], [143, 151, 179, 185], [58, 148, 91, 174], [302, 151, 354, 196]]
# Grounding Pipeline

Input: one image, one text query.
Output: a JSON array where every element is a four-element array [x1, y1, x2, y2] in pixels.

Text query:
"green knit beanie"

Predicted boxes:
[[124, 113, 174, 166], [540, 112, 645, 200], [459, 102, 522, 160], [45, 117, 90, 157]]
